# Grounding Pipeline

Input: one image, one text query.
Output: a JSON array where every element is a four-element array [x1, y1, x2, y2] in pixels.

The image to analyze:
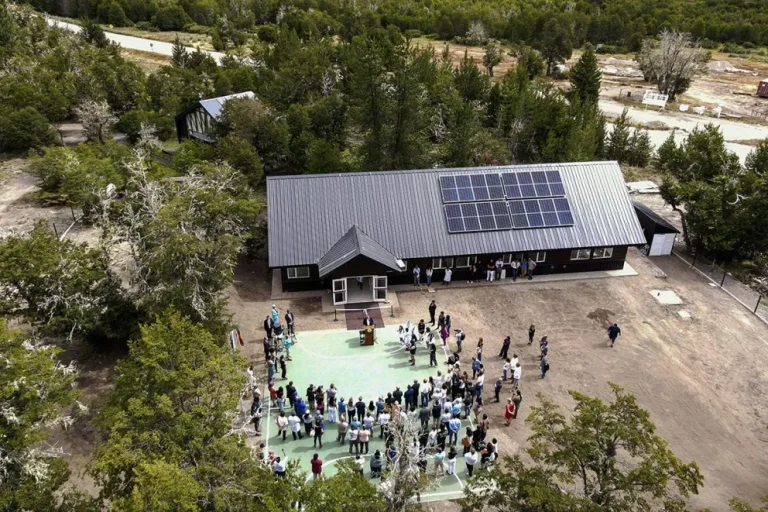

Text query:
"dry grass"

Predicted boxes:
[[120, 48, 170, 72]]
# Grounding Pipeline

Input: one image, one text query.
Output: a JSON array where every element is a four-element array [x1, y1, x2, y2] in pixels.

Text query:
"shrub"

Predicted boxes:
[[97, 1, 131, 26], [0, 107, 57, 151], [215, 134, 263, 186], [135, 21, 157, 31], [118, 110, 174, 143], [595, 44, 628, 54], [152, 5, 191, 31]]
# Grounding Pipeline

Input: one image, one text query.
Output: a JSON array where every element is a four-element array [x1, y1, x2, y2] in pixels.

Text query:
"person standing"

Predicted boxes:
[[310, 454, 323, 480], [264, 316, 273, 339], [527, 324, 536, 345], [608, 323, 621, 348], [446, 446, 458, 475], [283, 335, 293, 360], [511, 258, 520, 281], [437, 311, 446, 331], [303, 412, 313, 436], [520, 257, 528, 278], [512, 363, 522, 390], [495, 257, 504, 280], [284, 310, 295, 336], [288, 412, 302, 440], [502, 358, 512, 381], [428, 300, 437, 325], [471, 357, 480, 379], [499, 336, 510, 359], [528, 258, 537, 280], [275, 411, 288, 441], [358, 427, 370, 454], [273, 457, 286, 477], [540, 354, 549, 379], [348, 426, 359, 455], [504, 398, 516, 426], [378, 410, 390, 438], [454, 328, 465, 353], [279, 356, 287, 380], [512, 390, 522, 419], [429, 340, 438, 367], [443, 268, 452, 285], [251, 398, 262, 435], [417, 319, 426, 340], [327, 395, 337, 423], [271, 305, 279, 327], [448, 416, 461, 445], [426, 267, 433, 287], [465, 447, 478, 477], [413, 264, 421, 286], [337, 418, 348, 444], [313, 417, 325, 448], [494, 378, 502, 402], [408, 339, 417, 366], [357, 276, 363, 290]]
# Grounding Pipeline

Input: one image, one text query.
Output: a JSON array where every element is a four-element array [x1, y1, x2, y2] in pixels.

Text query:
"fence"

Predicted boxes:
[[672, 241, 768, 324]]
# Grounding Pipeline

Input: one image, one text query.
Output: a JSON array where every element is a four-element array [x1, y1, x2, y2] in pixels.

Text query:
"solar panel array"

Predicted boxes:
[[501, 170, 566, 199], [440, 174, 505, 203], [508, 197, 574, 229], [439, 169, 574, 233], [444, 202, 512, 233]]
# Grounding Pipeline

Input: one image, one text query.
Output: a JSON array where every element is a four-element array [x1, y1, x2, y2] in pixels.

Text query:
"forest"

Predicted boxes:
[[22, 0, 768, 49]]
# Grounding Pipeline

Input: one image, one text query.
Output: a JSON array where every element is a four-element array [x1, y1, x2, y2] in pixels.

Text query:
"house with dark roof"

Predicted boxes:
[[632, 201, 680, 256], [267, 161, 646, 304], [175, 91, 255, 143]]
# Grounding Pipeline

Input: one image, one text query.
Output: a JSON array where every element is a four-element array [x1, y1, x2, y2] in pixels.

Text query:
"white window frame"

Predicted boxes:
[[373, 276, 387, 302], [287, 266, 310, 279], [592, 247, 614, 259], [432, 257, 454, 269], [533, 251, 546, 263], [502, 254, 513, 265], [455, 256, 477, 268], [571, 249, 591, 260]]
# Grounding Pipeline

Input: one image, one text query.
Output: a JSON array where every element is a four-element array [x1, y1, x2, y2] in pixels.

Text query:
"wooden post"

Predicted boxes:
[[52, 223, 58, 238], [755, 295, 762, 314]]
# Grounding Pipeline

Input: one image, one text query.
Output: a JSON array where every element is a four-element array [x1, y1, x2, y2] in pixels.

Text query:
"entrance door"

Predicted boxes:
[[332, 278, 347, 305], [373, 276, 387, 302]]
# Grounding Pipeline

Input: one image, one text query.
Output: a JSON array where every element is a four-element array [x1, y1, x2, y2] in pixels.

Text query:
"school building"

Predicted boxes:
[[267, 162, 646, 305]]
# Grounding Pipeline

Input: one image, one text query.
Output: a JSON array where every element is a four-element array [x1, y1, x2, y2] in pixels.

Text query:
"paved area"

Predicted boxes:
[[261, 326, 472, 501]]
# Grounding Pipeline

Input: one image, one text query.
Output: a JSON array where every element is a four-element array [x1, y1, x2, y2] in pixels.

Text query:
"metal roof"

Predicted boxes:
[[317, 225, 403, 277], [632, 201, 680, 233], [267, 162, 647, 267], [198, 91, 255, 119]]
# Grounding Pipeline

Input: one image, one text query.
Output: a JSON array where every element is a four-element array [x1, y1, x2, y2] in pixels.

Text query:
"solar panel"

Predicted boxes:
[[507, 197, 574, 229], [444, 201, 512, 233], [500, 169, 565, 199]]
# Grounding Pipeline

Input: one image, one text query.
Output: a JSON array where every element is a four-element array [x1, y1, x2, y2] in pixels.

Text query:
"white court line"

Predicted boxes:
[[294, 342, 405, 360], [263, 383, 271, 456]]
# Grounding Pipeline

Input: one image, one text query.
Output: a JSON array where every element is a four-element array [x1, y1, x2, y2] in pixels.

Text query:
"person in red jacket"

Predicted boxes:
[[504, 397, 516, 426], [310, 453, 323, 480]]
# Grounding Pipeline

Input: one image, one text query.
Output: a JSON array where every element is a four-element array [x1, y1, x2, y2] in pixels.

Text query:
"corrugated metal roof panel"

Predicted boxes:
[[267, 162, 647, 267], [317, 226, 402, 277], [199, 91, 255, 119]]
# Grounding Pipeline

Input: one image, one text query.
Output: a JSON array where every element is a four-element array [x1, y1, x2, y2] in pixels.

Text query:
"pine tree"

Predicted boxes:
[[569, 43, 602, 105], [606, 108, 632, 163], [171, 36, 189, 68]]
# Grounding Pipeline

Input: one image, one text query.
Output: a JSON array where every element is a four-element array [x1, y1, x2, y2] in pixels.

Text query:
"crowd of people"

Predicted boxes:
[[247, 301, 622, 483], [411, 256, 538, 288]]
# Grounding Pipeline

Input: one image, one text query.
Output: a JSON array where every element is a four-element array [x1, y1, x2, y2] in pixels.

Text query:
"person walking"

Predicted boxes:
[[413, 264, 421, 286], [511, 258, 520, 281], [279, 356, 287, 380], [464, 447, 478, 477], [428, 300, 437, 325], [527, 258, 537, 280], [539, 354, 549, 379], [310, 454, 322, 480], [499, 336, 510, 359], [426, 267, 433, 287], [442, 268, 452, 285], [358, 427, 370, 454], [608, 323, 621, 348], [264, 316, 273, 339], [527, 324, 536, 345], [504, 398, 516, 426]]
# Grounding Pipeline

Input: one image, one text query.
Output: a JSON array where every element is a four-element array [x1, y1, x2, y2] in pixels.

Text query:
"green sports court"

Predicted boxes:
[[262, 325, 476, 502]]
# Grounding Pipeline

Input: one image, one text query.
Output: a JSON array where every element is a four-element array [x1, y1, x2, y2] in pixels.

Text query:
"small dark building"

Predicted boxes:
[[175, 91, 255, 143], [633, 201, 680, 256], [267, 162, 646, 304], [758, 79, 768, 99]]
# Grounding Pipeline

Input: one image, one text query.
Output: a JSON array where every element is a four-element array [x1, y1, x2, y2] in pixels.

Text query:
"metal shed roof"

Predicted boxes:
[[267, 162, 647, 267], [317, 225, 403, 277], [198, 91, 255, 120], [632, 201, 680, 233]]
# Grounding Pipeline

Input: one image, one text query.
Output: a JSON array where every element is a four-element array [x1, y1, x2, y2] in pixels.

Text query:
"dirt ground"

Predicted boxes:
[[228, 249, 768, 509]]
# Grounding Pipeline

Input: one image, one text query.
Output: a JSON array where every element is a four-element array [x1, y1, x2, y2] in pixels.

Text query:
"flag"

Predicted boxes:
[[236, 326, 245, 346]]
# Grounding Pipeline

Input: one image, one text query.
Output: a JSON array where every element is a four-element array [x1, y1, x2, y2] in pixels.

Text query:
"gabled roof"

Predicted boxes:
[[633, 201, 680, 233], [198, 91, 255, 119], [267, 162, 647, 268], [317, 225, 403, 277]]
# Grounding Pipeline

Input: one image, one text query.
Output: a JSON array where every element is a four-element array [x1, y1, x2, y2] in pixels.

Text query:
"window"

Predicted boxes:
[[287, 266, 310, 279], [571, 249, 591, 260], [432, 258, 454, 269], [592, 247, 614, 259], [502, 254, 513, 265], [455, 256, 477, 268], [533, 251, 546, 263]]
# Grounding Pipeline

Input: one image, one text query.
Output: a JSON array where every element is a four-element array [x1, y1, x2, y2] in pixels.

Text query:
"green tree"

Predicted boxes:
[[462, 383, 704, 511], [79, 18, 109, 48], [0, 222, 133, 342], [454, 49, 490, 103], [152, 5, 191, 31], [569, 43, 602, 105], [0, 0, 16, 68], [170, 35, 189, 68], [483, 42, 504, 77], [636, 30, 708, 100], [301, 462, 387, 512], [515, 46, 545, 80], [0, 320, 80, 510], [606, 108, 632, 162], [0, 106, 56, 151], [215, 134, 265, 187], [729, 497, 768, 512], [538, 18, 573, 76]]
